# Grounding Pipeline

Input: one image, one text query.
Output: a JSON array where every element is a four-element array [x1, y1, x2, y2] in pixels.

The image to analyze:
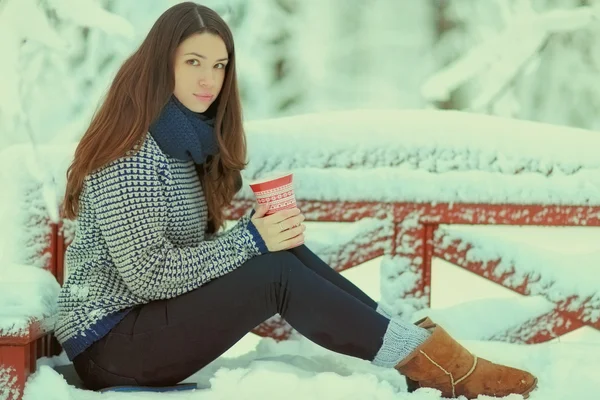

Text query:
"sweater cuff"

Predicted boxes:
[[246, 218, 269, 254]]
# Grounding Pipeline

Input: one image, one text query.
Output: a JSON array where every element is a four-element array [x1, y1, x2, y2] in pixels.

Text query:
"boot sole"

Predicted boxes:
[[520, 377, 538, 399], [407, 377, 538, 399]]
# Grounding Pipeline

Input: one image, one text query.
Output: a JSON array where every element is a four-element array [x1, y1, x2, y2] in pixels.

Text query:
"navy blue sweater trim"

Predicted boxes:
[[246, 216, 269, 254], [62, 309, 133, 360]]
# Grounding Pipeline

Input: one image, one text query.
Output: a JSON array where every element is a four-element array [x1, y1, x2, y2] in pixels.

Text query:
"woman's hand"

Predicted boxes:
[[251, 203, 306, 251]]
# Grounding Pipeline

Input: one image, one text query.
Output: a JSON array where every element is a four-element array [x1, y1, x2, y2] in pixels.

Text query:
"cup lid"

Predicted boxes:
[[249, 172, 293, 186]]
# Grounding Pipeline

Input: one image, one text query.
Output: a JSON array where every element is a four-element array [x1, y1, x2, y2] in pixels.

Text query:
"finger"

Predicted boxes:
[[278, 224, 305, 242], [280, 213, 306, 229], [252, 201, 271, 219], [265, 207, 301, 224], [281, 232, 305, 250], [291, 213, 306, 227]]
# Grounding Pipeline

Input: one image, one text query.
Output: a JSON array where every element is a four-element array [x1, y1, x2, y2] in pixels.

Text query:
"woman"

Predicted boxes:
[[56, 2, 537, 398]]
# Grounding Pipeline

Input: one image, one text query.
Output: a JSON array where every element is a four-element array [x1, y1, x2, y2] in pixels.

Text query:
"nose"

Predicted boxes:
[[197, 68, 215, 88]]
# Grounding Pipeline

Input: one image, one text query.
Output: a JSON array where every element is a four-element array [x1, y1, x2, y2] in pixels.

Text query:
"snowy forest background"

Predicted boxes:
[[3, 0, 600, 152]]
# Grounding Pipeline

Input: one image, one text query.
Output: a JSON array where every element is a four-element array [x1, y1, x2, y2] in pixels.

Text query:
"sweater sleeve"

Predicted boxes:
[[90, 155, 268, 301], [205, 209, 266, 248]]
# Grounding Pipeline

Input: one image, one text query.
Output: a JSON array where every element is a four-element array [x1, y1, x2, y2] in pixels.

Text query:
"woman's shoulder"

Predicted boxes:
[[125, 133, 167, 163], [91, 133, 169, 182]]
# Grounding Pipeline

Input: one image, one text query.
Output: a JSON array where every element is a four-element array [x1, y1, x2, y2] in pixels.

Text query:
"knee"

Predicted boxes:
[[252, 251, 302, 281], [259, 251, 301, 270]]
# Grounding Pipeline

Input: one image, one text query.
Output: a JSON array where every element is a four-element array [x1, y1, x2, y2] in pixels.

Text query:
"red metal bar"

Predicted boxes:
[[422, 224, 438, 300], [0, 321, 52, 400], [229, 200, 600, 226], [489, 308, 586, 344], [227, 200, 392, 222], [251, 316, 293, 342], [0, 322, 52, 347], [41, 222, 58, 275], [390, 207, 431, 310], [56, 222, 66, 286], [0, 345, 29, 400], [398, 203, 600, 226], [433, 233, 599, 335]]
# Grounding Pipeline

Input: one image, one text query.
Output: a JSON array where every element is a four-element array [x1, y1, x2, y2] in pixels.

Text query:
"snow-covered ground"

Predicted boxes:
[[15, 224, 600, 400], [23, 252, 600, 400], [26, 335, 600, 400]]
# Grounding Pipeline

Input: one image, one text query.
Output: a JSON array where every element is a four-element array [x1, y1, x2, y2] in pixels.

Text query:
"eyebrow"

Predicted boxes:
[[184, 52, 228, 62]]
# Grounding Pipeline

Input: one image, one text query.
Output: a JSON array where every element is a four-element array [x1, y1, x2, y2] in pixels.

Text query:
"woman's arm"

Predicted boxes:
[[90, 155, 268, 301], [204, 209, 256, 241]]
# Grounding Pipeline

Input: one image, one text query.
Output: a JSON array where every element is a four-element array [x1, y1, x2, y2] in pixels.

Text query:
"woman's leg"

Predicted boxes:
[[286, 245, 377, 308], [73, 250, 535, 399], [287, 245, 392, 317], [76, 251, 423, 390]]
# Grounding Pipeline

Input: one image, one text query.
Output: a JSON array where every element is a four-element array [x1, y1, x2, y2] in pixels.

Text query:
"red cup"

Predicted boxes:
[[249, 172, 297, 216]]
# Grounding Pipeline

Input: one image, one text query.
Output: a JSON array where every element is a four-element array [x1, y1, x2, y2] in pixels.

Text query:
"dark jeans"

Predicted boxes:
[[73, 245, 390, 390]]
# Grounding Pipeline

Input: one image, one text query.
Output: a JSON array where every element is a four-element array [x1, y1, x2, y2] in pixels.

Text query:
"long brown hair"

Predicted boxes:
[[62, 2, 246, 233]]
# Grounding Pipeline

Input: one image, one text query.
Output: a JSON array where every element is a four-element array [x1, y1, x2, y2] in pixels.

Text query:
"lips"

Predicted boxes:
[[194, 93, 214, 102]]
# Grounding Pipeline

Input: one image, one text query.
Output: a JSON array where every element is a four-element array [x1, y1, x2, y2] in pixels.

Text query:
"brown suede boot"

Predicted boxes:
[[397, 318, 537, 399]]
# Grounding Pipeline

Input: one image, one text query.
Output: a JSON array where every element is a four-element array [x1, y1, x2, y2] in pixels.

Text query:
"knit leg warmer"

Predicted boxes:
[[371, 317, 431, 368], [375, 302, 393, 319]]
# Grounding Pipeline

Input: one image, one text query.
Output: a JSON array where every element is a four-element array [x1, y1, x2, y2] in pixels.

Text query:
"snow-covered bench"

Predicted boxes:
[[3, 109, 600, 399]]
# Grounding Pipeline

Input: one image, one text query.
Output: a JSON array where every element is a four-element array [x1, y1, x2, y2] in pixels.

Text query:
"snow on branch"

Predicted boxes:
[[46, 0, 134, 38], [421, 6, 600, 103], [0, 0, 135, 221], [468, 31, 547, 112]]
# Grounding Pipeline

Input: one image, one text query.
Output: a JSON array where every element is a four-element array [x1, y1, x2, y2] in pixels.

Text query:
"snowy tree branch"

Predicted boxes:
[[422, 5, 600, 103], [469, 35, 549, 113]]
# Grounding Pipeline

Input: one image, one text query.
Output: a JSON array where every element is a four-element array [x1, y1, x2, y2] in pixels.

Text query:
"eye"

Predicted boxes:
[[186, 59, 200, 66], [215, 63, 226, 69]]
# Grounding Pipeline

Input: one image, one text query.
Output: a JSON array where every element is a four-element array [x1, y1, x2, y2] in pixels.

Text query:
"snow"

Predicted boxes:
[[436, 1, 600, 129], [20, 251, 597, 399], [0, 143, 74, 337], [0, 265, 60, 337], [422, 6, 600, 105], [238, 109, 600, 205], [303, 219, 393, 270], [46, 0, 134, 38], [412, 297, 555, 341], [0, 367, 19, 400], [438, 225, 600, 324], [0, 143, 77, 273], [216, 0, 436, 120], [20, 306, 600, 400]]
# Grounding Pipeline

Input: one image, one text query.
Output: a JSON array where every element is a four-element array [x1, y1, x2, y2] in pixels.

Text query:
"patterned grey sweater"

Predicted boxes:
[[55, 134, 267, 360]]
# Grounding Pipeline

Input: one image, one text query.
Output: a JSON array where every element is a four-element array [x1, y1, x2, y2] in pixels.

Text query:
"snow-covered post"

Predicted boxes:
[[380, 206, 436, 321]]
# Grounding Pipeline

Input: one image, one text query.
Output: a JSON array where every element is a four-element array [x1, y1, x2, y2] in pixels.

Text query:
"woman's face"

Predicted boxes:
[[173, 32, 228, 113]]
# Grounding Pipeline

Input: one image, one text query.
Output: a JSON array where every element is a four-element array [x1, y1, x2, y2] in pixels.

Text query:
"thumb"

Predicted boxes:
[[252, 201, 270, 219]]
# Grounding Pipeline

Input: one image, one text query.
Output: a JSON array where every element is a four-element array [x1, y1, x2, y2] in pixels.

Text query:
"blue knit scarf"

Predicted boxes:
[[149, 96, 219, 164]]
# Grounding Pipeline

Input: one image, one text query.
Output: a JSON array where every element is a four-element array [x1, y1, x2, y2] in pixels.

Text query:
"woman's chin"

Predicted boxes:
[[184, 102, 209, 113]]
